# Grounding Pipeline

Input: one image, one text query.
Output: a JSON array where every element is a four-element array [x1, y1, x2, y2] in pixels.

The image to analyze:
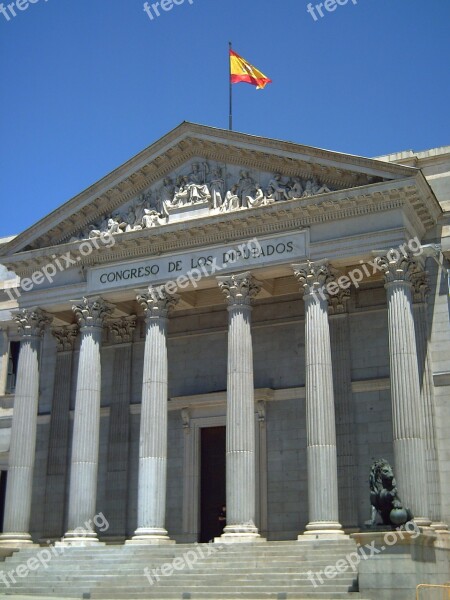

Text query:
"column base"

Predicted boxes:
[[57, 530, 104, 547], [300, 521, 347, 540], [127, 527, 175, 545], [0, 533, 36, 548], [216, 523, 265, 544], [216, 533, 266, 544], [413, 517, 433, 528], [431, 521, 449, 533]]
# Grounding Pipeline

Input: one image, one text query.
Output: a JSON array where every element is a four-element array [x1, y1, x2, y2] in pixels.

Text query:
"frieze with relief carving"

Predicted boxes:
[[73, 161, 334, 242]]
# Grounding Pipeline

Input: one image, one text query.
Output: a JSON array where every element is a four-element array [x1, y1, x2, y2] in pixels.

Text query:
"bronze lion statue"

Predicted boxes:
[[369, 459, 413, 528]]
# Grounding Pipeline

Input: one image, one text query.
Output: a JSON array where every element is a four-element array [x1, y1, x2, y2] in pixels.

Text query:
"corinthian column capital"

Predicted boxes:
[[52, 325, 79, 352], [72, 297, 113, 329], [373, 252, 419, 286], [217, 272, 261, 308], [411, 271, 430, 304], [107, 316, 137, 344], [292, 260, 333, 298], [14, 308, 53, 338], [136, 288, 179, 320]]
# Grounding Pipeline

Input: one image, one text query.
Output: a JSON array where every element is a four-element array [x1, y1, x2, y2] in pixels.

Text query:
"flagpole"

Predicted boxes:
[[229, 41, 233, 131]]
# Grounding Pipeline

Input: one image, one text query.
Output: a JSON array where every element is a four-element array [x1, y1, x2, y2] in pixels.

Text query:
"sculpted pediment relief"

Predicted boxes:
[[70, 159, 346, 242], [1, 122, 426, 257]]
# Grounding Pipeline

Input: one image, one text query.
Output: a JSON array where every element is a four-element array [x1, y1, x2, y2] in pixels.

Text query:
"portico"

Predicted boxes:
[[0, 124, 448, 547]]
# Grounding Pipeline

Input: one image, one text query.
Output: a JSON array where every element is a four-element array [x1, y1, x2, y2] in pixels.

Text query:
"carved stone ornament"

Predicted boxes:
[[136, 288, 179, 320], [72, 160, 336, 242], [328, 288, 351, 315], [217, 272, 261, 307], [411, 271, 430, 304], [71, 297, 114, 329], [52, 324, 79, 352], [257, 400, 266, 423], [181, 408, 190, 430], [14, 308, 53, 338], [292, 260, 334, 298], [374, 252, 420, 285], [107, 316, 137, 344]]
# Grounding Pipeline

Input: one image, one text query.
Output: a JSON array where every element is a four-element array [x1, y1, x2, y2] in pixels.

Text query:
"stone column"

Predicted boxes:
[[0, 328, 9, 396], [104, 317, 136, 539], [411, 271, 446, 531], [377, 253, 431, 526], [63, 297, 113, 544], [130, 289, 178, 544], [292, 261, 344, 539], [217, 272, 262, 542], [0, 308, 52, 546], [329, 291, 358, 530], [43, 326, 78, 539]]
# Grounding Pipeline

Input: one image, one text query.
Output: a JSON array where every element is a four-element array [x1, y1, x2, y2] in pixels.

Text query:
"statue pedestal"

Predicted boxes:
[[166, 201, 210, 223]]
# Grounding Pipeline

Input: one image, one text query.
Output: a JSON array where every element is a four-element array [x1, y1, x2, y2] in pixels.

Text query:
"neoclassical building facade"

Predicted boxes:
[[0, 124, 449, 546]]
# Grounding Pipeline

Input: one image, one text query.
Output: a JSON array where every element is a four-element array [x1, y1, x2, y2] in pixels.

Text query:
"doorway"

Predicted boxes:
[[200, 426, 226, 543]]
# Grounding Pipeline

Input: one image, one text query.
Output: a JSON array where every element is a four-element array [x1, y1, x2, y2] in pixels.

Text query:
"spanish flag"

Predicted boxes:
[[230, 49, 272, 90]]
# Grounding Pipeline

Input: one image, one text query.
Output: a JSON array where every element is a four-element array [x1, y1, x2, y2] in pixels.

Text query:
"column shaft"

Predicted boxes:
[[64, 297, 112, 544], [43, 326, 77, 538], [379, 254, 430, 526], [330, 307, 358, 529], [293, 261, 344, 539], [105, 345, 132, 537], [130, 290, 177, 544], [413, 299, 444, 529], [0, 309, 51, 546], [217, 272, 261, 542], [0, 329, 9, 396]]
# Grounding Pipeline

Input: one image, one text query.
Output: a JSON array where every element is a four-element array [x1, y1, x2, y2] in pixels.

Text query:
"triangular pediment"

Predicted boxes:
[[0, 122, 438, 261]]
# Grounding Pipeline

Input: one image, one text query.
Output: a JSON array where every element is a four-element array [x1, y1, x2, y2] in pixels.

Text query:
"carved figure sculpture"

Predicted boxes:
[[302, 180, 314, 197], [159, 177, 176, 207], [316, 181, 331, 194], [142, 209, 161, 228], [267, 173, 290, 201], [237, 170, 257, 204], [286, 178, 303, 199], [247, 184, 267, 208], [89, 215, 109, 238], [186, 163, 211, 204], [124, 206, 142, 232], [210, 167, 225, 209], [221, 185, 241, 212], [369, 459, 413, 528]]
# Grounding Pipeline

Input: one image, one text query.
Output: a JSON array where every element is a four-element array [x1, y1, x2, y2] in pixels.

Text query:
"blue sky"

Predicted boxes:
[[0, 0, 449, 237]]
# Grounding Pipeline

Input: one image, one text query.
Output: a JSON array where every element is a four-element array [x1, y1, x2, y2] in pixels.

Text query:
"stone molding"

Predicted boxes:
[[4, 121, 418, 254], [1, 180, 440, 280]]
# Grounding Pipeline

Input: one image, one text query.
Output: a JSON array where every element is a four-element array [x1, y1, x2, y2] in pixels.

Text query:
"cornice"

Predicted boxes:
[[2, 179, 437, 278]]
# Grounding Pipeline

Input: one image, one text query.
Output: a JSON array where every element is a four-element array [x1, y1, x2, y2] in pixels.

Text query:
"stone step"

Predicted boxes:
[[0, 587, 360, 596], [0, 591, 367, 600], [0, 541, 363, 600]]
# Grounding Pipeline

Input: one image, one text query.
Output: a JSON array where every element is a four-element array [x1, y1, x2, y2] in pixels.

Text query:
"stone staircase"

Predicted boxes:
[[0, 540, 370, 599]]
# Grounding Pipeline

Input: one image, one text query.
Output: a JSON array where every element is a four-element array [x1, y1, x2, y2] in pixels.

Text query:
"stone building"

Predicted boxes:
[[0, 123, 449, 548]]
